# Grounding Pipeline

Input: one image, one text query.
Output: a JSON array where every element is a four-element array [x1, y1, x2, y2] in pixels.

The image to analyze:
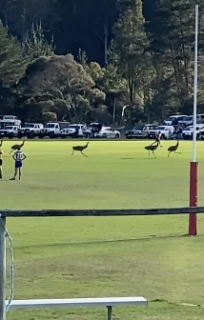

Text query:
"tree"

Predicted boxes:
[[101, 45, 128, 124], [18, 54, 105, 122], [112, 0, 149, 107], [0, 0, 57, 41], [0, 21, 26, 115], [148, 0, 204, 116], [22, 22, 54, 62]]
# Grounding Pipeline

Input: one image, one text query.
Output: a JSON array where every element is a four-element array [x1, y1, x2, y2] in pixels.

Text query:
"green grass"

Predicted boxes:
[[1, 140, 204, 320]]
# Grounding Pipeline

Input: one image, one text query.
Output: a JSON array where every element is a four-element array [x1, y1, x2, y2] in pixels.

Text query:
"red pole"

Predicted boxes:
[[189, 162, 198, 236]]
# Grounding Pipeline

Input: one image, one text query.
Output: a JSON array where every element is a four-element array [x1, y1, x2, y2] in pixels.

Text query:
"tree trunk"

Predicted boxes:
[[112, 97, 116, 123], [104, 19, 108, 66]]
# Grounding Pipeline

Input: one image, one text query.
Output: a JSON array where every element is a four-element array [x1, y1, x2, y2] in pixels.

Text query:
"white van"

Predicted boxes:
[[156, 125, 175, 139]]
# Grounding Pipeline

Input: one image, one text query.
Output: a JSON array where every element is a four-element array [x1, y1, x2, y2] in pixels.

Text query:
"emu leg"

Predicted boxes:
[[168, 151, 171, 157], [81, 151, 88, 157], [71, 149, 74, 155], [152, 150, 156, 158]]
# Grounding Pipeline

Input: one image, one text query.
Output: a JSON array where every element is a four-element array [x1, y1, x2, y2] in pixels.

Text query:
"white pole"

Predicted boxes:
[[0, 217, 6, 320], [192, 5, 199, 162]]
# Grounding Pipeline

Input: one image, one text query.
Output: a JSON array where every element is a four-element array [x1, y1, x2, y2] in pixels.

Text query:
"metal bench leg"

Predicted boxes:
[[107, 306, 112, 320]]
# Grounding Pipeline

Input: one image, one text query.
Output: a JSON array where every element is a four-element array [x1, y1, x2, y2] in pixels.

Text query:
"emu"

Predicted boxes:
[[167, 140, 180, 157], [0, 140, 2, 147], [9, 140, 25, 154], [71, 142, 89, 157], [144, 141, 159, 158]]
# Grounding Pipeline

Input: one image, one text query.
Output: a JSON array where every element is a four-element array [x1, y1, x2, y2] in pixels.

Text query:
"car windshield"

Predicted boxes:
[[158, 126, 165, 130], [45, 124, 55, 128], [68, 125, 77, 128], [3, 116, 14, 119], [185, 116, 193, 121], [144, 125, 156, 130], [185, 127, 192, 131], [133, 125, 143, 130], [167, 117, 175, 121], [24, 123, 34, 128]]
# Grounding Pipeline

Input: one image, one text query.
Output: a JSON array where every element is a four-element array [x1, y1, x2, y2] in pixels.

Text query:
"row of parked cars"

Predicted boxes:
[[125, 114, 204, 140], [0, 116, 121, 139]]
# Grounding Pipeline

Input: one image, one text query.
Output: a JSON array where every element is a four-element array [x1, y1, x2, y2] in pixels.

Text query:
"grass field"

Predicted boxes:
[[1, 140, 204, 320]]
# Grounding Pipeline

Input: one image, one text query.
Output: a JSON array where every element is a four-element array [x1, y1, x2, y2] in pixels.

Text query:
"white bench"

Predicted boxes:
[[6, 297, 147, 320]]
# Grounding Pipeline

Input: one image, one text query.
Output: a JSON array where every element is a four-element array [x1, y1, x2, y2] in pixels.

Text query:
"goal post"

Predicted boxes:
[[189, 5, 199, 236], [0, 217, 6, 320]]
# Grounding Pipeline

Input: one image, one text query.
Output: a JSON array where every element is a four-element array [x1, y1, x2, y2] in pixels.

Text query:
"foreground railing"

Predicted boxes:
[[0, 206, 203, 320]]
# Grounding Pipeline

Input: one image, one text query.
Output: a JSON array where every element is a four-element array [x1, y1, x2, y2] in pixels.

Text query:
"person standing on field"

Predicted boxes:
[[0, 147, 3, 179], [151, 131, 162, 147], [10, 146, 27, 180]]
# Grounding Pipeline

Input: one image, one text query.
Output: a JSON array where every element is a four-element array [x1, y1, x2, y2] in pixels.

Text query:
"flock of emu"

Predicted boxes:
[[71, 140, 180, 158], [145, 140, 180, 158], [0, 139, 179, 158]]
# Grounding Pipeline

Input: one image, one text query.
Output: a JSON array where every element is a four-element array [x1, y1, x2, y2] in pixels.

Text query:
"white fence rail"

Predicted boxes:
[[6, 297, 147, 320]]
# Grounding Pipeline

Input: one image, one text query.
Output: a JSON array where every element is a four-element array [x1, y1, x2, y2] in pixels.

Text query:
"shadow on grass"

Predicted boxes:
[[15, 233, 204, 249]]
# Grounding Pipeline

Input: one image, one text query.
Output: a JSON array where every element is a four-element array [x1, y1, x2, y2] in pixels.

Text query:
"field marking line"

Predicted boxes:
[[181, 303, 203, 308]]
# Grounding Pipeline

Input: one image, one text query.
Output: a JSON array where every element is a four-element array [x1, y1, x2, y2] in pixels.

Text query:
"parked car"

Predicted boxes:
[[88, 123, 102, 138], [20, 123, 44, 138], [155, 125, 175, 139], [178, 114, 204, 127], [2, 115, 21, 126], [125, 125, 146, 139], [95, 127, 120, 139], [182, 124, 204, 140], [178, 116, 193, 127], [143, 124, 159, 139], [0, 119, 21, 129], [197, 114, 204, 124], [0, 125, 20, 138], [61, 124, 90, 138], [40, 121, 69, 138], [163, 115, 187, 126]]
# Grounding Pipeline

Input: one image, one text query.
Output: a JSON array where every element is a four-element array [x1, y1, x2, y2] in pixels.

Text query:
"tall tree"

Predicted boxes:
[[0, 21, 26, 115], [22, 22, 54, 62], [0, 0, 57, 41], [112, 0, 149, 109], [148, 0, 204, 115]]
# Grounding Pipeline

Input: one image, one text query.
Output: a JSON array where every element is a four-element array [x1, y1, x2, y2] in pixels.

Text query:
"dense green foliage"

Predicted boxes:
[[0, 0, 203, 124]]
